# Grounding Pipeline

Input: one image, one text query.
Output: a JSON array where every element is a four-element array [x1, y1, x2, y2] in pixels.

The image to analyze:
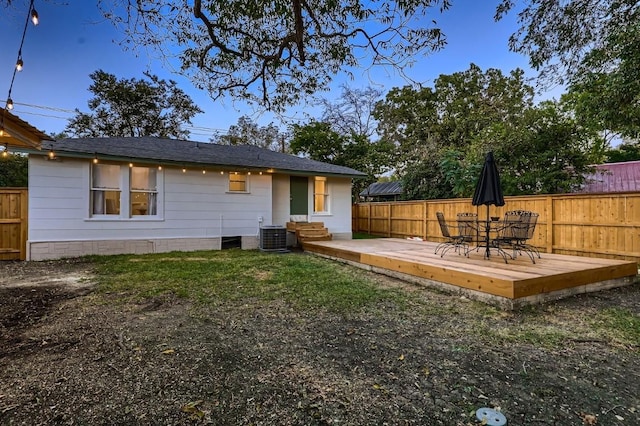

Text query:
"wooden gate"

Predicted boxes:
[[0, 188, 28, 261]]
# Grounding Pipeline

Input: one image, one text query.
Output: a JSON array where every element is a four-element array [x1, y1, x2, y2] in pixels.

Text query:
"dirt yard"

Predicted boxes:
[[1, 256, 639, 425]]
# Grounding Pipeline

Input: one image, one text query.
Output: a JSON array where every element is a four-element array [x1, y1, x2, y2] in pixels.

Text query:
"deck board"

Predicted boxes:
[[303, 238, 638, 308]]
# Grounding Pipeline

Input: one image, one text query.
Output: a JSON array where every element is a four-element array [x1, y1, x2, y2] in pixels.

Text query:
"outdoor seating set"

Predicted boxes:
[[435, 210, 541, 263]]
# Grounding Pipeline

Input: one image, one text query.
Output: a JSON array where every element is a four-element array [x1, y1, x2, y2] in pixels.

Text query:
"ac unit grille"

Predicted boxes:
[[259, 225, 287, 251]]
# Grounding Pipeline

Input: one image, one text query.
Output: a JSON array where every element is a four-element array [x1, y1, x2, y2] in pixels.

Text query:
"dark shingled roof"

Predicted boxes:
[[42, 137, 365, 177], [360, 181, 403, 197]]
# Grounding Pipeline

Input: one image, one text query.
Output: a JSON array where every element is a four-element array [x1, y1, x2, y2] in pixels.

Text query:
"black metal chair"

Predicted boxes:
[[511, 211, 541, 263], [494, 210, 540, 263], [456, 212, 481, 254], [434, 212, 469, 257]]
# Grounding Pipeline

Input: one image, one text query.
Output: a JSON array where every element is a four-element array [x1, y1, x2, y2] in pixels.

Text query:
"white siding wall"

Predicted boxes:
[[309, 177, 353, 238], [28, 156, 272, 259], [271, 174, 290, 226]]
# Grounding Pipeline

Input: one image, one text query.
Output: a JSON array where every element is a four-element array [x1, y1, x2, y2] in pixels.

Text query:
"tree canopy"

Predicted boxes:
[[99, 0, 451, 111], [0, 154, 28, 187], [496, 0, 639, 87], [213, 116, 288, 152], [373, 64, 602, 199], [65, 70, 203, 139]]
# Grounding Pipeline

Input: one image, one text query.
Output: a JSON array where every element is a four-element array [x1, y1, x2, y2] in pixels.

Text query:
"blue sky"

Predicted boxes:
[[1, 1, 564, 142]]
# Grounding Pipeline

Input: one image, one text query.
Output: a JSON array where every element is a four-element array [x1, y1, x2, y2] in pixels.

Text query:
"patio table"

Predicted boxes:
[[463, 218, 513, 263]]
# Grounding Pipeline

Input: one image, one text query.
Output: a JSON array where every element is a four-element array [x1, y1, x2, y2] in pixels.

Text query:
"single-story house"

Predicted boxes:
[[19, 137, 365, 261], [359, 181, 403, 202]]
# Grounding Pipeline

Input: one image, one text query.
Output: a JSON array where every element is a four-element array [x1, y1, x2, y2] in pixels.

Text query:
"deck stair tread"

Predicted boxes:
[[287, 221, 333, 243]]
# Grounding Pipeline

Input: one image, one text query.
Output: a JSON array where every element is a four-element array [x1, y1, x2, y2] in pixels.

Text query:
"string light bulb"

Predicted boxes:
[[158, 166, 162, 171], [16, 58, 23, 71], [202, 170, 206, 174], [48, 149, 55, 159], [6, 98, 14, 110], [2, 145, 8, 158], [30, 8, 39, 25]]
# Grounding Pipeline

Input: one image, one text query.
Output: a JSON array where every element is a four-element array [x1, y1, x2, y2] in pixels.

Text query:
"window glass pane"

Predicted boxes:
[[92, 164, 120, 189], [314, 194, 325, 212], [92, 190, 120, 215], [131, 167, 158, 215], [229, 173, 247, 192], [131, 167, 157, 190], [131, 192, 155, 215], [314, 177, 328, 212]]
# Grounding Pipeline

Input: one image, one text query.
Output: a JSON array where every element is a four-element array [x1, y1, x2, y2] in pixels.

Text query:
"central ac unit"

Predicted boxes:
[[259, 225, 287, 252]]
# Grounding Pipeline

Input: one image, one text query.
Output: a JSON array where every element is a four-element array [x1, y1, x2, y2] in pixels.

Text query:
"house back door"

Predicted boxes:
[[290, 176, 308, 215]]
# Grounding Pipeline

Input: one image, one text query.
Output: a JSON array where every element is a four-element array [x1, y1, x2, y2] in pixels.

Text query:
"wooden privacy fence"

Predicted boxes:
[[0, 188, 28, 261], [352, 192, 640, 263]]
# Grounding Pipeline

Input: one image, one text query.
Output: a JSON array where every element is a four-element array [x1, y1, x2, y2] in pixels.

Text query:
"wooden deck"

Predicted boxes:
[[302, 238, 639, 309]]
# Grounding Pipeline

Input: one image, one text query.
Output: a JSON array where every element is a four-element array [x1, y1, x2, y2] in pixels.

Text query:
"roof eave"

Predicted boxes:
[[23, 148, 366, 178]]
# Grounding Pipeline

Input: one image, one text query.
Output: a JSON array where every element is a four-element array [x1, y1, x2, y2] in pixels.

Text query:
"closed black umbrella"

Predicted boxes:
[[472, 151, 505, 258]]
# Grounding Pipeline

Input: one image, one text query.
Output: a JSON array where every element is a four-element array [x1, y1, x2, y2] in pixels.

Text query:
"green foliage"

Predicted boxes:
[[213, 115, 288, 151], [400, 156, 452, 200], [0, 154, 28, 187], [499, 1, 640, 140], [605, 142, 640, 163], [567, 25, 640, 139], [100, 1, 451, 111], [290, 122, 345, 163], [490, 101, 600, 195], [92, 249, 404, 313], [65, 70, 203, 138], [496, 0, 639, 87], [439, 149, 483, 198], [375, 64, 559, 199]]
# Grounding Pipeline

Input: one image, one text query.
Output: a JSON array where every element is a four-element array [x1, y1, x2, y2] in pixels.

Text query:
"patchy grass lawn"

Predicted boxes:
[[1, 251, 639, 425], [92, 249, 405, 312]]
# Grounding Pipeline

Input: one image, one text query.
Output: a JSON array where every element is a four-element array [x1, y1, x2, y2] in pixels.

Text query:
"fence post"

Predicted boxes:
[[387, 203, 391, 237], [546, 196, 554, 254], [368, 203, 372, 235]]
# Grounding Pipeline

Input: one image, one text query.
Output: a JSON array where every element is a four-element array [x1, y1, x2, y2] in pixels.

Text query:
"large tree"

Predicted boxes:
[[487, 101, 601, 195], [99, 0, 451, 111], [496, 0, 639, 87], [65, 70, 203, 139], [374, 64, 534, 198], [213, 115, 288, 152], [316, 85, 383, 138], [375, 65, 602, 199]]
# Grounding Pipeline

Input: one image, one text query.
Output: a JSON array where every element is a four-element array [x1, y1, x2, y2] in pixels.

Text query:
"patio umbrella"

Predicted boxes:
[[472, 151, 505, 258]]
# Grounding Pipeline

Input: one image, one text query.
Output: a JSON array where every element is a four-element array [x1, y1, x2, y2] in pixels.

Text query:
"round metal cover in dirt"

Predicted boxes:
[[476, 407, 507, 425]]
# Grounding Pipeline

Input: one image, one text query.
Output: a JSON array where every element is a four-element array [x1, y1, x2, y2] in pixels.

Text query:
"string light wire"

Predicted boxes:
[[2, 0, 37, 131]]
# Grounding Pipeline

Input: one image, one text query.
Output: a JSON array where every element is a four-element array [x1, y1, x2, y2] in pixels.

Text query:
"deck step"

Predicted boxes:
[[287, 221, 333, 244]]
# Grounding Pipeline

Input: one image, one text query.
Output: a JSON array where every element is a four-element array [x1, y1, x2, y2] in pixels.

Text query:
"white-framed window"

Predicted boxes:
[[314, 176, 329, 213], [91, 164, 121, 215], [229, 172, 249, 192], [130, 166, 158, 216]]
